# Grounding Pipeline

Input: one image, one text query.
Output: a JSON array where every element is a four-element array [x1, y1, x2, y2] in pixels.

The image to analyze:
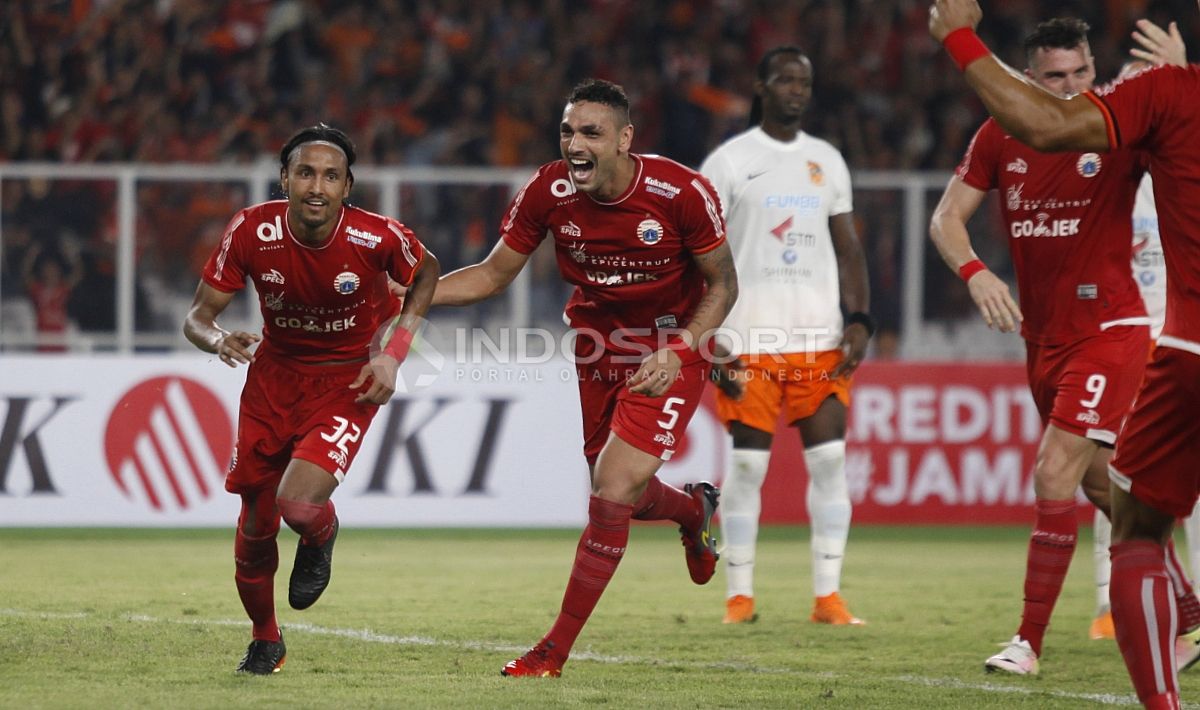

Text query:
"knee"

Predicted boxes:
[[277, 497, 322, 529]]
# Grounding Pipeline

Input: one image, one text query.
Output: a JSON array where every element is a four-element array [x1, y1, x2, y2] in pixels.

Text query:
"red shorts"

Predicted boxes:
[[714, 350, 851, 432], [576, 350, 711, 465], [225, 349, 379, 495], [1109, 346, 1200, 518], [1024, 326, 1149, 445]]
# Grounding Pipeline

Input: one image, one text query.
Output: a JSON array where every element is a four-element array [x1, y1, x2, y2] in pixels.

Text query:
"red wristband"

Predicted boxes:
[[943, 28, 990, 72], [958, 259, 988, 282], [383, 327, 413, 362]]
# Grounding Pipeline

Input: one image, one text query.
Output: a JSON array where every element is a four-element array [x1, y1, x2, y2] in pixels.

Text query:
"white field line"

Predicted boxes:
[[0, 607, 1160, 707]]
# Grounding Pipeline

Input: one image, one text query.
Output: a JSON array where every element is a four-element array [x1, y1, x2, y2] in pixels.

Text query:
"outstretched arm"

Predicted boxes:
[[433, 240, 530, 306], [928, 0, 1110, 153], [183, 282, 260, 367], [929, 177, 1022, 332]]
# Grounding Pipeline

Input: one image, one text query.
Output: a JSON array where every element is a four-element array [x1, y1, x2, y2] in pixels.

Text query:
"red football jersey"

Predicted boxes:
[[202, 200, 424, 363], [957, 118, 1148, 345], [1087, 65, 1200, 351], [501, 154, 726, 355]]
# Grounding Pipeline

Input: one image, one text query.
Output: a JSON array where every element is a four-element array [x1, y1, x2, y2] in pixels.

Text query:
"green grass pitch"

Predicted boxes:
[[1, 525, 1193, 708]]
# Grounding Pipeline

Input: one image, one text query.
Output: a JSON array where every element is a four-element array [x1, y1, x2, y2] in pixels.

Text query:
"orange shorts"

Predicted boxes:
[[714, 350, 852, 433]]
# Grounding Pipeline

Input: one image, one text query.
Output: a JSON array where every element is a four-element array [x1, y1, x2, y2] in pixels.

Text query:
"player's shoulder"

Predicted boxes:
[[801, 133, 848, 164], [706, 128, 760, 158], [342, 205, 416, 247], [230, 200, 287, 239], [1093, 63, 1199, 98], [640, 153, 703, 181]]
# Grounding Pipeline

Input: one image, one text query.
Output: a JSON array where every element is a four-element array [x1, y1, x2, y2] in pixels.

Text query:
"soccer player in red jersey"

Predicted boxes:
[[930, 17, 1161, 674], [433, 79, 738, 677], [184, 124, 439, 674], [931, 1, 1200, 706]]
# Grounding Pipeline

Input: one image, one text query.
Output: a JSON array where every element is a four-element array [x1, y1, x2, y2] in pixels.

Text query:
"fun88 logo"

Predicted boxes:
[[104, 376, 233, 513]]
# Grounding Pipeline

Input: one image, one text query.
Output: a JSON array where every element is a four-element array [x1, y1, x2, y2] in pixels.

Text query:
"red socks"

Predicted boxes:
[[278, 498, 337, 547], [543, 496, 633, 659], [1111, 541, 1179, 707], [1017, 498, 1077, 656], [234, 528, 281, 642], [631, 476, 701, 529]]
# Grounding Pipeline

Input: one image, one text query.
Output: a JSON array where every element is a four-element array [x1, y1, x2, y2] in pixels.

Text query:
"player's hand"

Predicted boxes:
[[216, 331, 260, 367], [929, 0, 982, 42], [966, 269, 1022, 333], [629, 348, 682, 397], [1131, 18, 1187, 68], [832, 323, 870, 379], [350, 353, 399, 405], [711, 357, 747, 399]]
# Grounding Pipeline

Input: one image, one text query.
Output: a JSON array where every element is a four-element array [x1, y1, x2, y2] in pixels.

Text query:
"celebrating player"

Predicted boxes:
[[929, 17, 1161, 674], [184, 124, 439, 674], [433, 79, 738, 678], [931, 1, 1200, 705], [700, 46, 872, 627]]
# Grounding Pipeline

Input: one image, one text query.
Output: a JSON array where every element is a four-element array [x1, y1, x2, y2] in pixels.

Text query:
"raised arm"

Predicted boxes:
[[183, 281, 261, 367], [928, 0, 1110, 153], [432, 240, 531, 307], [929, 176, 1022, 332]]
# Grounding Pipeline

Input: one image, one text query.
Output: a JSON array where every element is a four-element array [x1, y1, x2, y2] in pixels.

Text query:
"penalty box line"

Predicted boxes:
[[1, 607, 1150, 707]]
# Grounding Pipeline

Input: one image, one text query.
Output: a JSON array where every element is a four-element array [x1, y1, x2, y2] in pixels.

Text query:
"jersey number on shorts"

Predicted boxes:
[[1080, 374, 1108, 409], [657, 397, 686, 430], [320, 416, 363, 456]]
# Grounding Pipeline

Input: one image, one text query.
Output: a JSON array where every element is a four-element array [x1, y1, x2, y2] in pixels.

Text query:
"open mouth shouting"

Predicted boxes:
[[569, 157, 595, 185]]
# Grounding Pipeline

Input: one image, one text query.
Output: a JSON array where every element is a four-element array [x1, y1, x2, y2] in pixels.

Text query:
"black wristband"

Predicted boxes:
[[845, 312, 876, 337]]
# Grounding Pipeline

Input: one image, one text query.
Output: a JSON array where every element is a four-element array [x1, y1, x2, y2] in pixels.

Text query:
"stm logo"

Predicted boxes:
[[104, 377, 232, 513], [1076, 410, 1101, 426], [1006, 158, 1028, 174]]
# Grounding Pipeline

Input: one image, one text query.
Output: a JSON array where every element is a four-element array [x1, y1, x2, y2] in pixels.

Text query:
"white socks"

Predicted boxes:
[[806, 440, 850, 598], [1093, 508, 1112, 613], [721, 448, 771, 598], [1185, 508, 1200, 583]]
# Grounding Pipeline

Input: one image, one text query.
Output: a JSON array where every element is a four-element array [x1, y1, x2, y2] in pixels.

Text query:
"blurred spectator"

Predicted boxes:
[[21, 238, 81, 352], [2, 1, 1180, 172]]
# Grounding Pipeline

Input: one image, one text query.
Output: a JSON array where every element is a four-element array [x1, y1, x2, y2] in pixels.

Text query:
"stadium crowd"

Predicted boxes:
[[4, 0, 1190, 169]]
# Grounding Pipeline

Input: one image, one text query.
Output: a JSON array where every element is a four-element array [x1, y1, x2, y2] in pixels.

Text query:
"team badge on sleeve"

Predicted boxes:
[[334, 271, 361, 294], [1076, 153, 1102, 178], [637, 219, 664, 245]]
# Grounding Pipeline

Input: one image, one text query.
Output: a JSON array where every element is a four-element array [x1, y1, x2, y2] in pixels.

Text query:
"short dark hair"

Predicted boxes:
[[567, 79, 631, 126], [279, 123, 357, 183], [1023, 17, 1090, 63], [750, 45, 807, 128]]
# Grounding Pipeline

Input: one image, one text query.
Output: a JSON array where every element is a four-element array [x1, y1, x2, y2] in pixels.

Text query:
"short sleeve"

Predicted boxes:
[[499, 168, 552, 255], [827, 149, 853, 216], [383, 218, 426, 287], [955, 120, 1000, 192], [1087, 65, 1178, 151], [201, 210, 249, 292], [698, 149, 736, 219], [678, 171, 726, 255]]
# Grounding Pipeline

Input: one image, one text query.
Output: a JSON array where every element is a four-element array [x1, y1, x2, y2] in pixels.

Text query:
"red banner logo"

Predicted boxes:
[[104, 376, 233, 512]]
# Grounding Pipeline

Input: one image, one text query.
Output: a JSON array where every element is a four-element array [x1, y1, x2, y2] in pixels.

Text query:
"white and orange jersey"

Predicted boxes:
[[700, 127, 852, 354], [1132, 174, 1166, 340]]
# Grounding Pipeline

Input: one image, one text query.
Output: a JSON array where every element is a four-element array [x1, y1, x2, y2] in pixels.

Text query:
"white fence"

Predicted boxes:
[[0, 162, 1022, 360]]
